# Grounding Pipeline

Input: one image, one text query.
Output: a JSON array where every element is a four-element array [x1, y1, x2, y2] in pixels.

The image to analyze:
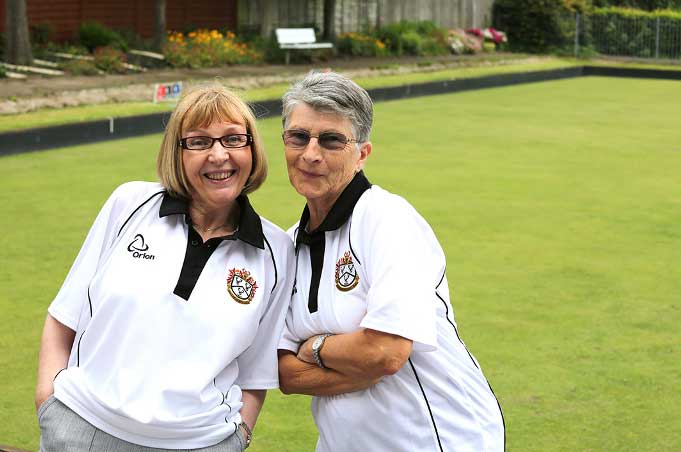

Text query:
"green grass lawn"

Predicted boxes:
[[1, 76, 681, 451]]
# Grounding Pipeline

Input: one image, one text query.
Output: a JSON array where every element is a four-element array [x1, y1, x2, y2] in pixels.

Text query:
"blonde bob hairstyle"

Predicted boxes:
[[157, 83, 267, 199]]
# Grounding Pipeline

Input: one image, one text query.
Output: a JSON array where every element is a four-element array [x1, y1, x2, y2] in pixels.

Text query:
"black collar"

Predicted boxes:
[[296, 171, 372, 243], [160, 192, 265, 249]]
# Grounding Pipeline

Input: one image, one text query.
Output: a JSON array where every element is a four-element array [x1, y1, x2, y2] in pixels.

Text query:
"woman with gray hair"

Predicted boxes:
[[277, 71, 505, 451]]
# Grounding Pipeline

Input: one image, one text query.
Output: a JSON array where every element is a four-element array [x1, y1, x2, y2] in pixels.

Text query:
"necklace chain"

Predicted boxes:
[[193, 222, 238, 234]]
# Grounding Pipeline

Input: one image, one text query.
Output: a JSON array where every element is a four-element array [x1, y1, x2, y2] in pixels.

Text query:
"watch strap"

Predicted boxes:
[[312, 333, 333, 369]]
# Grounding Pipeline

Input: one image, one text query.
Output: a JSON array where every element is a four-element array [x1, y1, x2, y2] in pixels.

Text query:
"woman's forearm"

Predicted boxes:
[[240, 389, 266, 430], [35, 314, 75, 409], [298, 328, 413, 380], [278, 350, 380, 396]]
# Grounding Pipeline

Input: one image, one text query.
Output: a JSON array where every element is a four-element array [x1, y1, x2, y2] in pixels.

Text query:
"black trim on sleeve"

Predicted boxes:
[[435, 280, 506, 450], [294, 171, 371, 313], [263, 236, 278, 293], [117, 191, 165, 237], [408, 358, 444, 452], [87, 286, 93, 318], [76, 331, 85, 366]]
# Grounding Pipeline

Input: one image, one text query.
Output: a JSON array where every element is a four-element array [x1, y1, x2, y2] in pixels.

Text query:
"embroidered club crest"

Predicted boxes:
[[227, 268, 258, 304], [335, 251, 359, 291]]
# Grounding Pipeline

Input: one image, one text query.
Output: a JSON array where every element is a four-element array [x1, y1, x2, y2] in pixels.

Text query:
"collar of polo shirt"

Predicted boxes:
[[296, 170, 372, 241], [160, 192, 265, 250]]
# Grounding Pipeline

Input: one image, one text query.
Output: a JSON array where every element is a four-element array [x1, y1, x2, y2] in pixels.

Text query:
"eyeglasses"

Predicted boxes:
[[282, 129, 359, 151], [179, 134, 253, 151]]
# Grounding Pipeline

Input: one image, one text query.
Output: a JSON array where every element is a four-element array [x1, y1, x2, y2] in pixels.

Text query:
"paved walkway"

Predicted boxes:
[[0, 53, 534, 114]]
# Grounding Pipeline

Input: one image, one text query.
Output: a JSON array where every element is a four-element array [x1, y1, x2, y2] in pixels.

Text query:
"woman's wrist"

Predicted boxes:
[[239, 421, 252, 448]]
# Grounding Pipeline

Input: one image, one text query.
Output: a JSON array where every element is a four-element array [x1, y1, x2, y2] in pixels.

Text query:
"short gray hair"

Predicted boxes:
[[282, 71, 374, 143]]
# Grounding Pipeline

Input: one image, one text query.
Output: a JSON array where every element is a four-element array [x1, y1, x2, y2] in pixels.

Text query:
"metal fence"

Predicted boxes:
[[574, 12, 681, 59]]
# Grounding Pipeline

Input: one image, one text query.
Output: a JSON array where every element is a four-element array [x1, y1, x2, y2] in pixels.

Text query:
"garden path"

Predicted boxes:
[[0, 53, 535, 115]]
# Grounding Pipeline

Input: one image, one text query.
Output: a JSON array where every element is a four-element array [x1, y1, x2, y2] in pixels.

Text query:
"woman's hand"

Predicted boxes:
[[296, 336, 317, 364]]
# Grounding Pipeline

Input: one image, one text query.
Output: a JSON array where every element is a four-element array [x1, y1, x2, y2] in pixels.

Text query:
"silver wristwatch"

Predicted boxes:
[[312, 333, 333, 369]]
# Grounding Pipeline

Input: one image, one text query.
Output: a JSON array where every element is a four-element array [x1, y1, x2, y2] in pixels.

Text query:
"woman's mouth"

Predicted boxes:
[[204, 170, 235, 181]]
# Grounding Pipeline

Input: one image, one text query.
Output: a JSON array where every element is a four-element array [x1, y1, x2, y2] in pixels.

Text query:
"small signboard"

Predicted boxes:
[[153, 82, 182, 103]]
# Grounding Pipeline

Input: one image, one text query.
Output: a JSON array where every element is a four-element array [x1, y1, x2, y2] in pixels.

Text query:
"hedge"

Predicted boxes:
[[588, 7, 681, 57]]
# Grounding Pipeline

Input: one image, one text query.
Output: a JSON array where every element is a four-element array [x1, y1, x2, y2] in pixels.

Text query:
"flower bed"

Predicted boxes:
[[163, 29, 262, 68]]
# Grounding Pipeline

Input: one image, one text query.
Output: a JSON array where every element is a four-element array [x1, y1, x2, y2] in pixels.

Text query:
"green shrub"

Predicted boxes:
[[588, 7, 681, 57], [337, 32, 388, 57], [60, 58, 100, 76], [93, 46, 127, 73], [493, 0, 576, 53], [0, 64, 6, 78], [79, 21, 128, 52], [374, 21, 449, 56], [30, 23, 54, 46], [593, 0, 681, 10]]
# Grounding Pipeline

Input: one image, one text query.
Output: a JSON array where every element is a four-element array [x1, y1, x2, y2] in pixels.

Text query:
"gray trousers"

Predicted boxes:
[[38, 396, 246, 452]]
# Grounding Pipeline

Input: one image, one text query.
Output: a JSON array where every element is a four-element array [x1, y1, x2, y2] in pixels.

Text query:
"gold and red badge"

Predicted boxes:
[[227, 268, 258, 304], [335, 251, 359, 292]]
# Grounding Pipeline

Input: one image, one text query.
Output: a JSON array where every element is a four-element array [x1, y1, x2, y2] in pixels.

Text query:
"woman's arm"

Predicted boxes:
[[297, 328, 413, 380], [35, 314, 76, 409], [240, 389, 266, 430], [278, 350, 381, 396]]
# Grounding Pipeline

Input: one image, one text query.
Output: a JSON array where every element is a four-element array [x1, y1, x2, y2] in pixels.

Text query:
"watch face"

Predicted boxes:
[[313, 336, 324, 350]]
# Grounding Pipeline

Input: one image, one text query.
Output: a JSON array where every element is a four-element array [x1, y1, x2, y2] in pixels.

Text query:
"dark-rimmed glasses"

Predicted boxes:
[[282, 129, 359, 151], [179, 134, 253, 151]]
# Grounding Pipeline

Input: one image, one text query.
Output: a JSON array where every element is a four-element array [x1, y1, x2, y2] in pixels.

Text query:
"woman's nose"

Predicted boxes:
[[301, 137, 322, 162], [208, 142, 230, 161]]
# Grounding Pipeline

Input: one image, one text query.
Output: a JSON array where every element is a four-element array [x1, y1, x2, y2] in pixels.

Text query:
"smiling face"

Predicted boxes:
[[284, 103, 371, 224], [182, 121, 253, 214]]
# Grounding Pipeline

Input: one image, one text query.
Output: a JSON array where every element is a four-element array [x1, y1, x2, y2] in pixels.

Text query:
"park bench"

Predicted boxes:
[[275, 28, 333, 64]]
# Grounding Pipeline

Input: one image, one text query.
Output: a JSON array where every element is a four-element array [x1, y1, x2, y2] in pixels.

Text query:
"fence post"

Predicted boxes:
[[655, 16, 661, 59], [575, 12, 581, 57]]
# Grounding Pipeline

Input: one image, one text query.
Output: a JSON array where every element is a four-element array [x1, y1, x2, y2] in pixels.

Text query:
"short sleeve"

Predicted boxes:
[[357, 192, 444, 352], [235, 237, 295, 389], [48, 182, 152, 330], [277, 309, 302, 353]]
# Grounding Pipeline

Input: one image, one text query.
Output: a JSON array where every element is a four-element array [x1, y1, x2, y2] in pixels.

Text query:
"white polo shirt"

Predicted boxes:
[[49, 181, 294, 449], [279, 172, 505, 452]]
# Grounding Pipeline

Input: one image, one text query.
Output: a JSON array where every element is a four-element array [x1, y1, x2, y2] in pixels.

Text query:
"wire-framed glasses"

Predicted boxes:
[[282, 129, 359, 151]]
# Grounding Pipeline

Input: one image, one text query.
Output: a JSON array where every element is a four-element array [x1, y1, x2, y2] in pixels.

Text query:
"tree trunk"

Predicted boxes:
[[323, 0, 336, 41], [260, 0, 277, 38], [154, 0, 167, 51], [4, 0, 33, 65]]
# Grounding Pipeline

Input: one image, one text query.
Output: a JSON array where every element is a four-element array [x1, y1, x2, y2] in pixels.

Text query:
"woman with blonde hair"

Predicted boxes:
[[35, 84, 294, 451]]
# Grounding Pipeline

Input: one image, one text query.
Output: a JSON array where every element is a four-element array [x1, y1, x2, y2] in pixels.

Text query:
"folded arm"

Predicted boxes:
[[278, 328, 412, 396]]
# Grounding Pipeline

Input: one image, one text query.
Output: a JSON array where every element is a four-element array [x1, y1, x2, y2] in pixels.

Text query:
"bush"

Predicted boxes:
[[0, 64, 6, 78], [163, 29, 262, 68], [30, 23, 54, 46], [493, 0, 576, 53], [374, 21, 450, 56], [60, 58, 100, 76], [93, 46, 127, 73], [79, 21, 128, 52], [337, 32, 388, 57], [588, 7, 681, 57]]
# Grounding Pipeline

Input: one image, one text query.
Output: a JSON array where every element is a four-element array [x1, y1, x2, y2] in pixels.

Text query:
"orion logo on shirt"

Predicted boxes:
[[127, 234, 156, 260]]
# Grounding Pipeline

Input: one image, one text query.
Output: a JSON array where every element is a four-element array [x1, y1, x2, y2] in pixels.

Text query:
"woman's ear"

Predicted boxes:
[[357, 142, 372, 171]]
